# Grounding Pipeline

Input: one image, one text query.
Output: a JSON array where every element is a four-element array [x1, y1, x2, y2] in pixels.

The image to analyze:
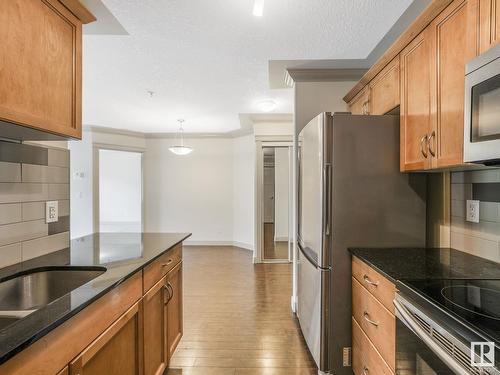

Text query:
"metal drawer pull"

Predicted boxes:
[[163, 284, 171, 304], [161, 259, 173, 267], [363, 275, 379, 287], [420, 134, 428, 158], [428, 130, 436, 157], [363, 366, 369, 374], [166, 282, 174, 302], [363, 311, 379, 327]]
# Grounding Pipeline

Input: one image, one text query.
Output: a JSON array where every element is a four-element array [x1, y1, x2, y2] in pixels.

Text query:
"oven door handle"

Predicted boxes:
[[393, 298, 470, 375]]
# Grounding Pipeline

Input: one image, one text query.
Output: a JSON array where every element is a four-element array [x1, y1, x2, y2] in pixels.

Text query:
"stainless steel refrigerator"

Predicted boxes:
[[297, 113, 426, 374]]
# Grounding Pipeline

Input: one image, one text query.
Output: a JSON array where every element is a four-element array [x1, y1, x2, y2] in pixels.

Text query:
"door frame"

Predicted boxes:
[[93, 144, 145, 234], [255, 139, 293, 264]]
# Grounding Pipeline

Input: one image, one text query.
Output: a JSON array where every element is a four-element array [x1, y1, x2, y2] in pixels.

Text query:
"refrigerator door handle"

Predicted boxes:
[[324, 163, 332, 236], [298, 241, 319, 269]]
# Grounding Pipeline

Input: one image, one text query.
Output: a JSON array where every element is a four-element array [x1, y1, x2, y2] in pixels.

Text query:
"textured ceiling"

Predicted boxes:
[[83, 0, 413, 133]]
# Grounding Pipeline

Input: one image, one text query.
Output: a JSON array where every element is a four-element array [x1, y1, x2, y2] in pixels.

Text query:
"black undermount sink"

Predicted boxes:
[[0, 266, 106, 330]]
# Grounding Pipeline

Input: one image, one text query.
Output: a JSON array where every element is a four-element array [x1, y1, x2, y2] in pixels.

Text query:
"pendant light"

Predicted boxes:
[[169, 119, 193, 155]]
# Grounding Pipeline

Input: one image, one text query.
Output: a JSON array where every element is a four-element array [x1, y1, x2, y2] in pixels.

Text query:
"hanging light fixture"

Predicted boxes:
[[169, 119, 193, 155]]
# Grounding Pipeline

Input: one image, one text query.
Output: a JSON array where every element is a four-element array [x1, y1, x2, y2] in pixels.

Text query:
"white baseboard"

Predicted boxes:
[[274, 236, 289, 242], [233, 241, 254, 251], [183, 240, 254, 252]]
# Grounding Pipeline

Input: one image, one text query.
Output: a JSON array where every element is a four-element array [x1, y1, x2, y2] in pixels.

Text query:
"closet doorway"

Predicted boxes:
[[257, 143, 293, 263]]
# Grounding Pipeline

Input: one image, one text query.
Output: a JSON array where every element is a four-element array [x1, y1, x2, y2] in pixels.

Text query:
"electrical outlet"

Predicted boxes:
[[45, 201, 58, 223], [466, 200, 480, 223]]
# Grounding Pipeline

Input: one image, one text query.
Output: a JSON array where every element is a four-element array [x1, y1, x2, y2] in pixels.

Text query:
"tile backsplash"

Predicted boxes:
[[0, 141, 70, 268], [451, 169, 500, 263]]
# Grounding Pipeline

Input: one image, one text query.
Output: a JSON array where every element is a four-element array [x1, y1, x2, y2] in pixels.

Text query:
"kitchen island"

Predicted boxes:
[[0, 232, 190, 375]]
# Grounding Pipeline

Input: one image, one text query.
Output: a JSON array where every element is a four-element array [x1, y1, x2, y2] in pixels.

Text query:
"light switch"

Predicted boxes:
[[466, 200, 480, 223], [45, 201, 58, 223]]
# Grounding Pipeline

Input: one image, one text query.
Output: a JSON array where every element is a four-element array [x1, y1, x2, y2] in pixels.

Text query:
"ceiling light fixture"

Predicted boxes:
[[256, 99, 277, 112], [253, 0, 264, 17], [169, 119, 193, 155]]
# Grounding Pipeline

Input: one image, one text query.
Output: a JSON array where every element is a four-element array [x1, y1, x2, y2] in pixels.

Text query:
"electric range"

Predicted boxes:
[[396, 279, 500, 375]]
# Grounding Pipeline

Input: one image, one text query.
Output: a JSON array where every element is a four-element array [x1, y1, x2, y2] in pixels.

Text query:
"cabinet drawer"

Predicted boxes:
[[353, 317, 394, 375], [352, 256, 396, 314], [143, 245, 182, 293], [352, 277, 395, 371]]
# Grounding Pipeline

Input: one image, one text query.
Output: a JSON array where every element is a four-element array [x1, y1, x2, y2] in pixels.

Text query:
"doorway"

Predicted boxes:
[[94, 148, 144, 233], [258, 145, 293, 262]]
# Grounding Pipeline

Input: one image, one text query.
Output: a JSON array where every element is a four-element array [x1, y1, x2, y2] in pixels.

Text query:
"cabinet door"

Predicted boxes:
[[479, 0, 500, 52], [143, 276, 168, 375], [166, 262, 183, 358], [400, 31, 433, 172], [348, 87, 370, 115], [0, 0, 82, 139], [429, 0, 478, 168], [70, 302, 143, 375], [369, 56, 400, 115], [57, 367, 69, 375]]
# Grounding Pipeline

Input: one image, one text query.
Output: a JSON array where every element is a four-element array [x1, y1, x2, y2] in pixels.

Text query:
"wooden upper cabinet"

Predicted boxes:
[[400, 31, 433, 172], [143, 276, 169, 375], [69, 302, 144, 375], [429, 0, 479, 169], [369, 56, 400, 115], [348, 87, 370, 115], [479, 0, 500, 52], [0, 0, 84, 139], [166, 262, 183, 359]]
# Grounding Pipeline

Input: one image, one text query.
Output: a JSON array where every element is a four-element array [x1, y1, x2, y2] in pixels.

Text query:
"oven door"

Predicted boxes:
[[394, 296, 473, 375], [464, 45, 500, 164]]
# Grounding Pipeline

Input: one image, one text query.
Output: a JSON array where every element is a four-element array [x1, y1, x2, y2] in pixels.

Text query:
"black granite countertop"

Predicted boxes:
[[0, 232, 191, 365], [349, 247, 500, 284]]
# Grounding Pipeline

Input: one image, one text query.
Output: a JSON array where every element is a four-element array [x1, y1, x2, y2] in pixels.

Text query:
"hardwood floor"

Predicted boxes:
[[166, 246, 316, 375], [263, 223, 289, 260]]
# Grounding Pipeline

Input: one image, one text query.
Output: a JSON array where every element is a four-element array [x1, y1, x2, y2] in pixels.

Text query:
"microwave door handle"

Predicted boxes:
[[393, 299, 470, 375]]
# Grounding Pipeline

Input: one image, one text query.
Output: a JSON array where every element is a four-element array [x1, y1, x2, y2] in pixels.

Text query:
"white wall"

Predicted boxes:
[[144, 137, 234, 244], [70, 128, 257, 250], [294, 81, 355, 134], [69, 129, 146, 239], [274, 147, 289, 241], [232, 135, 255, 250], [99, 149, 142, 232], [69, 130, 94, 238]]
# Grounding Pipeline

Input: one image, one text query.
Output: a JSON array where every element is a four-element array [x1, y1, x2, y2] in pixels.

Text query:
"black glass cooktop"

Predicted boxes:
[[403, 279, 500, 344]]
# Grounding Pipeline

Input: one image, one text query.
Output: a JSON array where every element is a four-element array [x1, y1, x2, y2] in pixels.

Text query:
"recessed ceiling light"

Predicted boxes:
[[256, 99, 277, 112], [253, 0, 264, 17]]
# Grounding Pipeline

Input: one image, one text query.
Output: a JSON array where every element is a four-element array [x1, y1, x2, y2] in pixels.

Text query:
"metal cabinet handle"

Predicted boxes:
[[420, 134, 428, 158], [363, 311, 379, 327], [428, 130, 436, 157], [161, 259, 173, 267], [363, 366, 369, 375], [163, 284, 171, 305], [363, 275, 379, 287], [166, 282, 174, 303]]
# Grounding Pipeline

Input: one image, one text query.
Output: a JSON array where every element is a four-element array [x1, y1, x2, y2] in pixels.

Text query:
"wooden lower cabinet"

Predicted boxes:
[[143, 276, 169, 375], [352, 257, 396, 374], [69, 301, 143, 375], [57, 367, 69, 375], [352, 318, 393, 375], [166, 262, 183, 357]]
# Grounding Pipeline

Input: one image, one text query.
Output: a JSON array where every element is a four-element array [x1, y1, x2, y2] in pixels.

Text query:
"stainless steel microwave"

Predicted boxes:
[[464, 43, 500, 165]]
